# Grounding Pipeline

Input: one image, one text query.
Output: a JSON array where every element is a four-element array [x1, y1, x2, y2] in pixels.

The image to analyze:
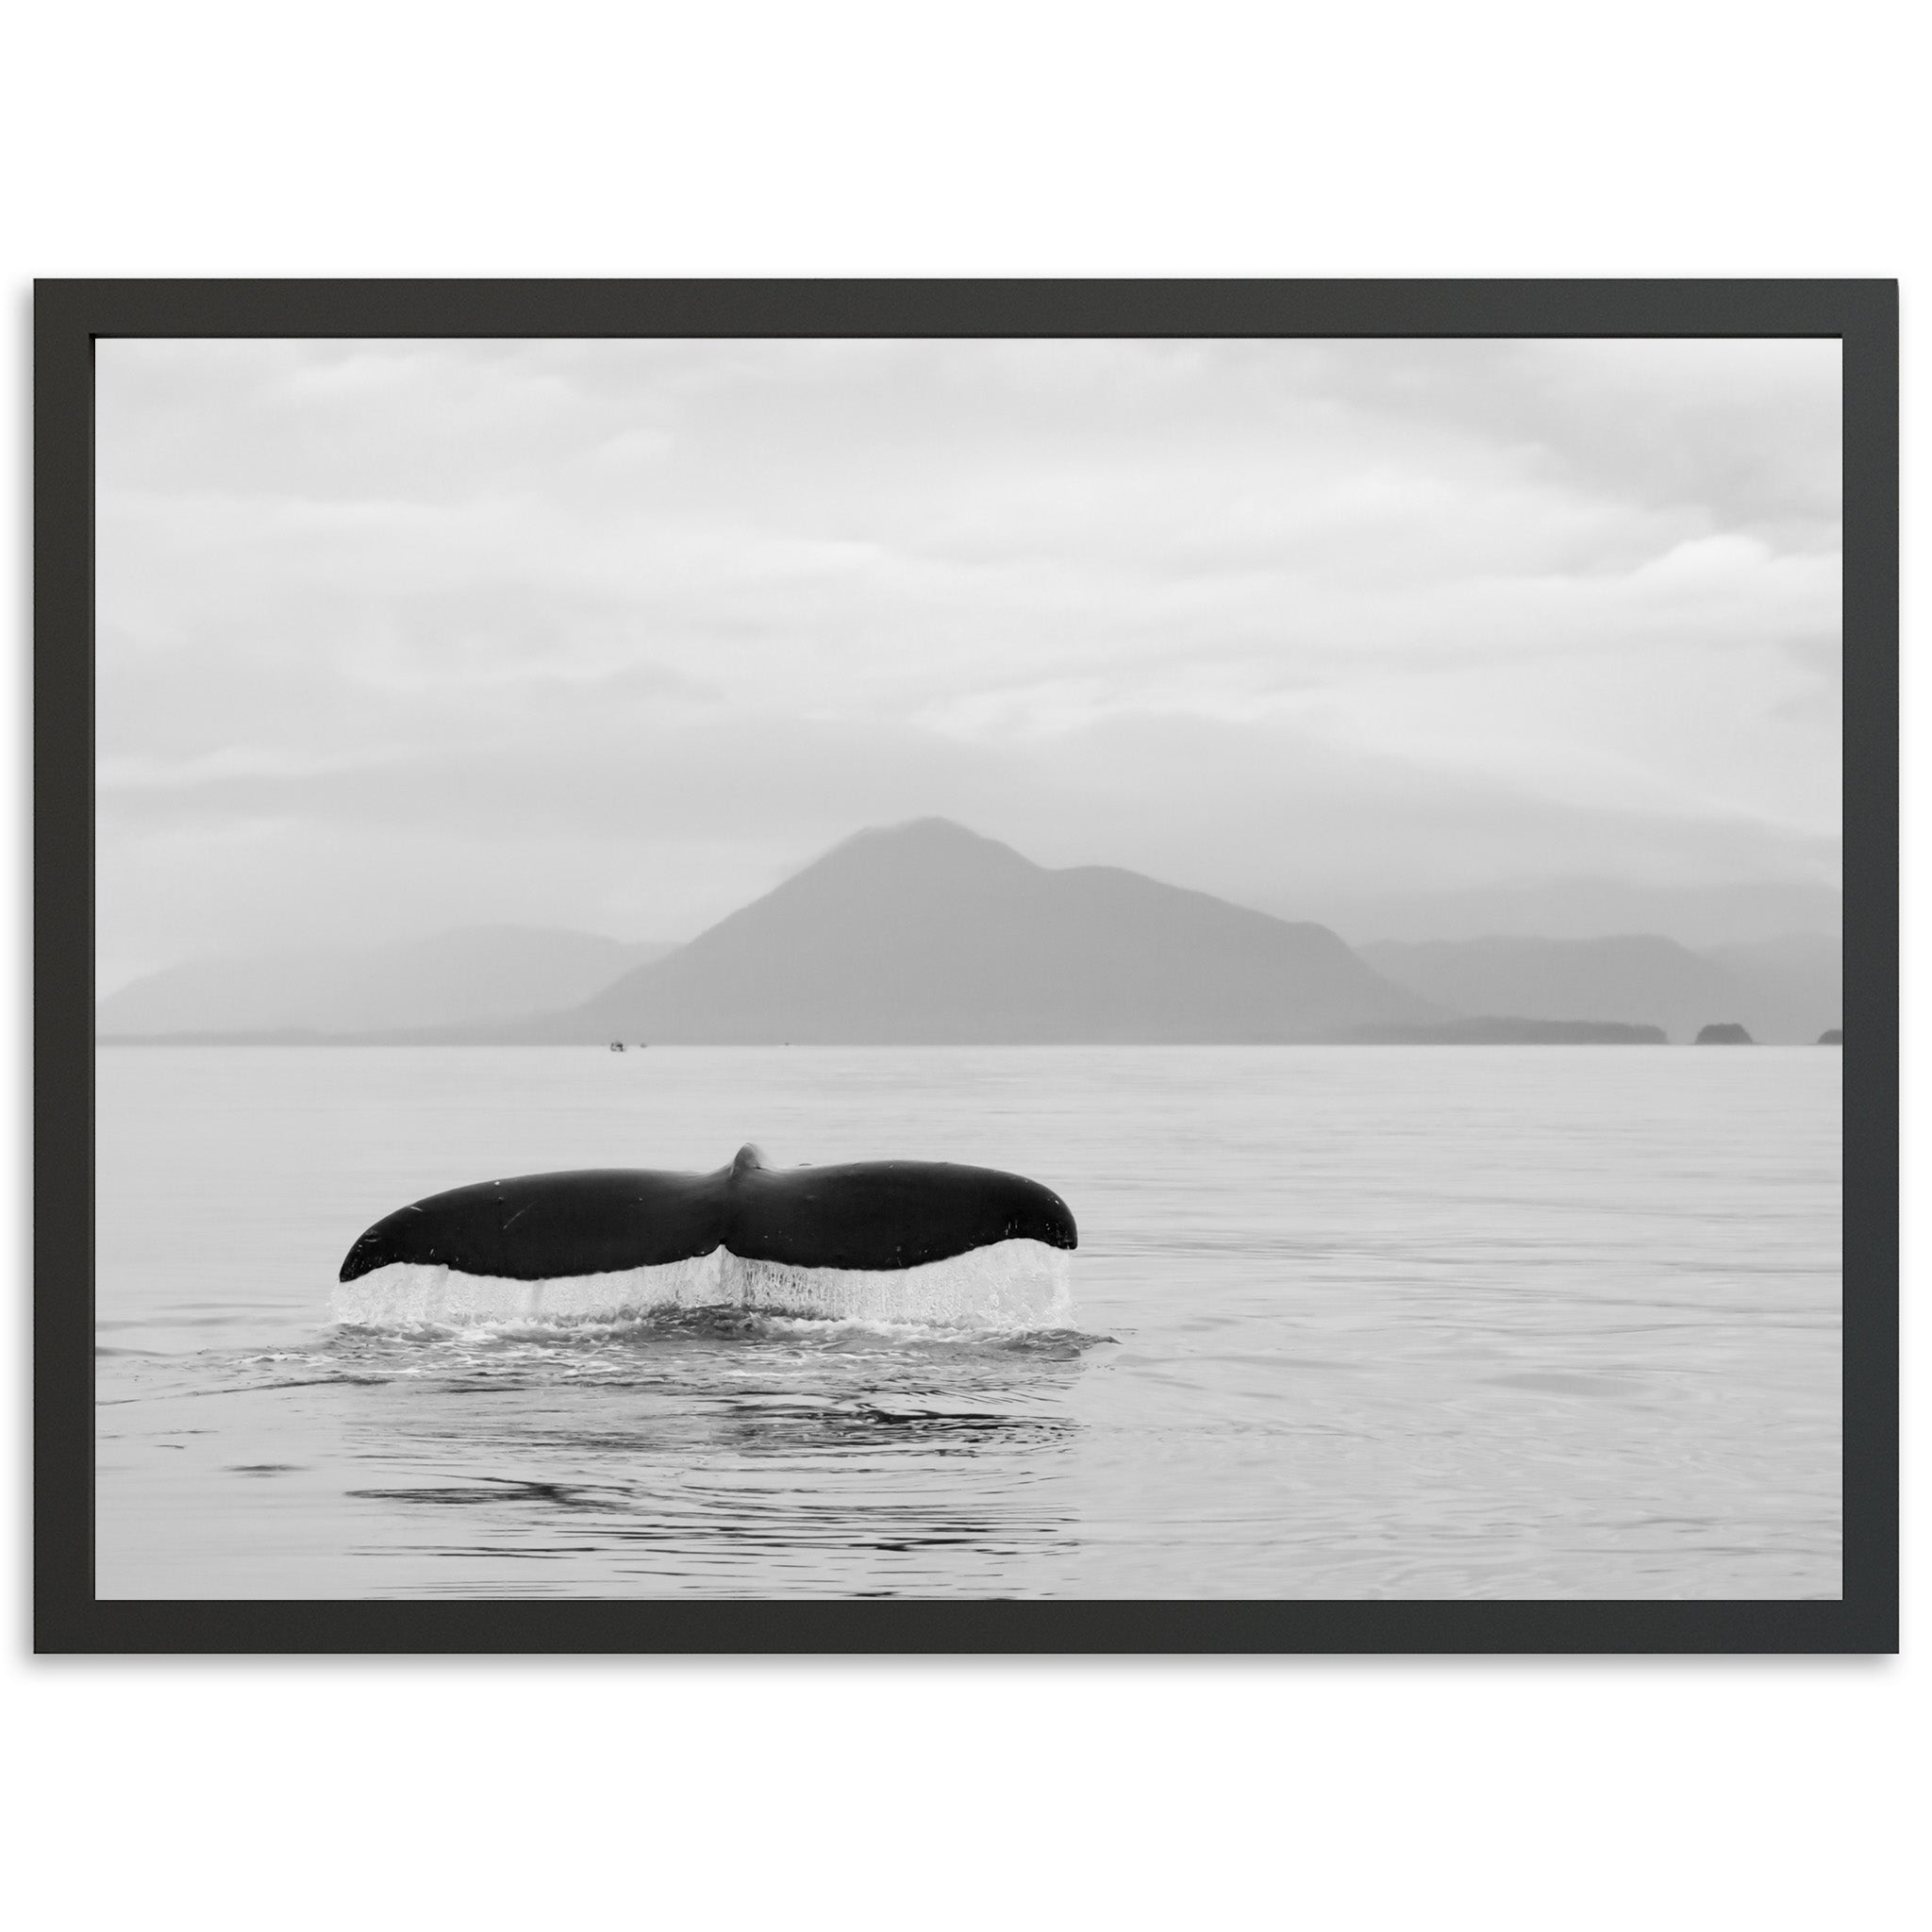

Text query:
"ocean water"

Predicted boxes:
[[95, 1045, 1840, 1600]]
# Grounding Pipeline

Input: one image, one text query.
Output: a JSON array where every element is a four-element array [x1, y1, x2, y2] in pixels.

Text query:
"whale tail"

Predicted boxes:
[[338, 1145, 1076, 1286]]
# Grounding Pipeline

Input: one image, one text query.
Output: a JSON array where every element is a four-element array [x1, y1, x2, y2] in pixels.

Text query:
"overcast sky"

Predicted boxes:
[[95, 337, 1841, 988]]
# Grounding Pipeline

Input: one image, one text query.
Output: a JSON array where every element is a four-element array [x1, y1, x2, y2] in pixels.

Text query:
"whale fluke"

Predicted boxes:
[[338, 1144, 1077, 1285]]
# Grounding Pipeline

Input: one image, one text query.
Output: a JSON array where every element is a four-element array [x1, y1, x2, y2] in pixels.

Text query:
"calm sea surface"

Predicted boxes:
[[95, 1045, 1840, 1599]]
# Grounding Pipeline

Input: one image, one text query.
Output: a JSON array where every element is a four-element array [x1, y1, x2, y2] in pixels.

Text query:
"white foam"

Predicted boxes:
[[331, 1240, 1072, 1331], [729, 1240, 1072, 1326], [330, 1251, 727, 1328]]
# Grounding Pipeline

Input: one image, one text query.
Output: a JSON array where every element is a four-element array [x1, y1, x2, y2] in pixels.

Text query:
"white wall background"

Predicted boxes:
[[3, 4, 1921, 1926]]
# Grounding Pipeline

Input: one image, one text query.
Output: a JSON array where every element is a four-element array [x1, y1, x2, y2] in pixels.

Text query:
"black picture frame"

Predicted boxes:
[[37, 278, 1897, 1655]]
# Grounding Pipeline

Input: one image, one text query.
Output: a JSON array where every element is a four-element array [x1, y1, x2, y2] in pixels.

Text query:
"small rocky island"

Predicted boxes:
[[1694, 1022, 1754, 1044]]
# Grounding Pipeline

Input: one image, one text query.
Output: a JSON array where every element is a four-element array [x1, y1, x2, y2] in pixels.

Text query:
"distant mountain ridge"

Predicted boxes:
[[95, 824, 1843, 1045], [1294, 876, 1841, 951], [1697, 934, 1843, 1044], [1360, 932, 1840, 1044], [96, 925, 676, 1039], [515, 819, 1436, 1044]]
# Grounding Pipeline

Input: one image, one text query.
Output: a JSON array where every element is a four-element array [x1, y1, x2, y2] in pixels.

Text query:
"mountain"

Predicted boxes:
[[96, 926, 676, 1039], [525, 819, 1435, 1043], [1358, 931, 1840, 1044], [1699, 934, 1841, 1045], [1358, 935, 1740, 1044], [98, 826, 1839, 1047], [1296, 877, 1842, 951]]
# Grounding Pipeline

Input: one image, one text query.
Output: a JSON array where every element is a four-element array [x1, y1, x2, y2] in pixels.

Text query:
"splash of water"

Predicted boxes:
[[330, 1239, 1072, 1333]]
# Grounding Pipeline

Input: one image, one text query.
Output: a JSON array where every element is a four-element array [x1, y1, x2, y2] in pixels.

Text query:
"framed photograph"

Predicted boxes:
[[36, 280, 1895, 1652]]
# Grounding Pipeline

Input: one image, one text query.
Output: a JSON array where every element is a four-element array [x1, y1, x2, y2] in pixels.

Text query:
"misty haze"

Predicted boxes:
[[94, 337, 1841, 1601]]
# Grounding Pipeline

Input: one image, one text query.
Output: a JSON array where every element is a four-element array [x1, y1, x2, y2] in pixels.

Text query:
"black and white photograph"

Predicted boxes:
[[76, 312, 1863, 1612], [11, 4, 1922, 1922]]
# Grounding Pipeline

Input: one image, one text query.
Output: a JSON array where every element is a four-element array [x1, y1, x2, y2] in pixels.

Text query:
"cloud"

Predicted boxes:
[[94, 337, 1842, 975]]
